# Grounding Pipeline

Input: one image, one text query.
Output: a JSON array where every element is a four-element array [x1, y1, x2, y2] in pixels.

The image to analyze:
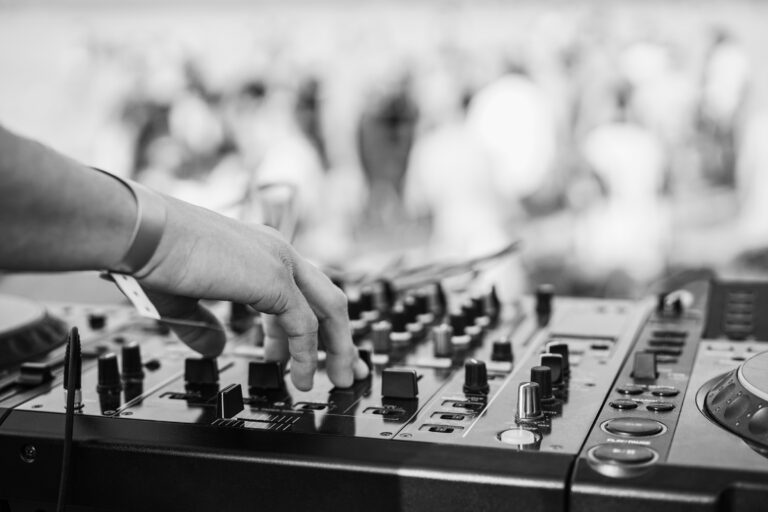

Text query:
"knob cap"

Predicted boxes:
[[229, 302, 255, 334], [540, 353, 564, 386], [390, 305, 408, 333], [121, 342, 144, 381], [184, 358, 219, 386], [348, 297, 363, 321], [403, 296, 419, 323], [487, 285, 501, 323], [216, 383, 244, 419], [360, 287, 376, 312], [530, 366, 554, 401], [382, 368, 419, 399], [248, 361, 285, 392], [97, 353, 122, 392], [546, 342, 570, 377], [415, 293, 430, 316], [88, 313, 107, 330], [432, 324, 454, 358], [463, 359, 489, 394], [491, 339, 513, 362], [433, 282, 448, 316], [462, 301, 477, 324], [516, 382, 543, 422], [471, 296, 486, 319], [449, 312, 467, 336], [535, 284, 554, 326], [372, 321, 392, 353]]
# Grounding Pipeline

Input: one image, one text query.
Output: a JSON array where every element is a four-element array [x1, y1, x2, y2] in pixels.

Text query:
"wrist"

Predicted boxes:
[[92, 169, 167, 275]]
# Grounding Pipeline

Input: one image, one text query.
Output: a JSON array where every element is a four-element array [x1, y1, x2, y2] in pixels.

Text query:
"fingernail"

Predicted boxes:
[[353, 358, 370, 380]]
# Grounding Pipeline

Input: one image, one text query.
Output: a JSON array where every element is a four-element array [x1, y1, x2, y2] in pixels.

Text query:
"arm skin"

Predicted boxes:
[[0, 124, 368, 390]]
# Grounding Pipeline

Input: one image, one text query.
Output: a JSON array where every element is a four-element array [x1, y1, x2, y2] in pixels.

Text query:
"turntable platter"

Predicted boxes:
[[0, 294, 68, 369], [704, 350, 768, 450]]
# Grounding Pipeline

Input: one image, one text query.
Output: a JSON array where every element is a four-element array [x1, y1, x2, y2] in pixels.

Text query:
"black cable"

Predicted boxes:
[[56, 327, 80, 512]]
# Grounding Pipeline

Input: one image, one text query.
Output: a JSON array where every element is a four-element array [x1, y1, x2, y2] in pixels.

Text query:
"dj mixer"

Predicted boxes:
[[0, 279, 766, 511]]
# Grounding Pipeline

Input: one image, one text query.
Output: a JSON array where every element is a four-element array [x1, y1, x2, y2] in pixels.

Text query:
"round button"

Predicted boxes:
[[592, 444, 656, 465], [499, 428, 538, 446], [604, 417, 665, 437], [610, 399, 638, 410], [651, 386, 679, 397], [748, 407, 768, 436], [616, 385, 644, 395], [646, 401, 675, 412]]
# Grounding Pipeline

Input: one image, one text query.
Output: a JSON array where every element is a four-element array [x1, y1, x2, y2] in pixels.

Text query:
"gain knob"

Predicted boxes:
[[516, 382, 543, 423], [535, 284, 554, 326], [463, 359, 489, 394], [491, 339, 514, 362], [530, 366, 555, 402], [432, 324, 454, 358], [540, 353, 564, 387], [546, 342, 570, 378]]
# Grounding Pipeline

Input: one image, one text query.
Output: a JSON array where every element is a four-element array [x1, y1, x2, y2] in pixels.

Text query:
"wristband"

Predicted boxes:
[[92, 168, 167, 275]]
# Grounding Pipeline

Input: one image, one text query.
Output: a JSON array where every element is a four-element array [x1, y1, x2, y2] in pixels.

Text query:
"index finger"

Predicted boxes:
[[292, 257, 369, 387]]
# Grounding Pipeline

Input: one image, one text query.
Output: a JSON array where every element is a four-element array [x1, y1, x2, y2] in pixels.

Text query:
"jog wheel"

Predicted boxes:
[[0, 294, 68, 369], [704, 350, 768, 451]]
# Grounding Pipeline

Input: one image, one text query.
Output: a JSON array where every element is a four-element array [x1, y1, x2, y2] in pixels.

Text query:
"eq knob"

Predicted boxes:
[[463, 359, 489, 394], [371, 321, 392, 353], [530, 365, 555, 402], [546, 342, 570, 378], [432, 324, 454, 358], [121, 342, 144, 381], [516, 382, 544, 423], [540, 353, 564, 387], [97, 352, 122, 412], [491, 339, 513, 362], [535, 284, 554, 326]]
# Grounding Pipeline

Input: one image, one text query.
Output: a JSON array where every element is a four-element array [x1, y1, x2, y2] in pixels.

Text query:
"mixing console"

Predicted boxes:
[[0, 279, 767, 511]]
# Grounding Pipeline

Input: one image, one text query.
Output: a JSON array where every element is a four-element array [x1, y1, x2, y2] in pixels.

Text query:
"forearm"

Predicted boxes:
[[0, 125, 136, 272]]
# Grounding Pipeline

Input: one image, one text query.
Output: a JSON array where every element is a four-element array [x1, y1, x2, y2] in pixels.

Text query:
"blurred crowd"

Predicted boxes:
[[37, 7, 768, 299]]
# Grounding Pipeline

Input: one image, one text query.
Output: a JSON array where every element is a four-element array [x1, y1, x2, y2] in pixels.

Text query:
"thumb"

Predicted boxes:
[[144, 291, 226, 357]]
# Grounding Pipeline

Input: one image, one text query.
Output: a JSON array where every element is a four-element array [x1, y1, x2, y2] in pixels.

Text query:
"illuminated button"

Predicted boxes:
[[592, 444, 655, 464], [651, 386, 679, 397], [646, 401, 675, 412], [604, 417, 664, 437], [616, 385, 644, 395], [499, 428, 537, 446]]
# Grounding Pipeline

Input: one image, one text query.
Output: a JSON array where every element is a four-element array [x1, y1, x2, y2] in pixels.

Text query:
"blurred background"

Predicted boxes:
[[2, 0, 768, 301]]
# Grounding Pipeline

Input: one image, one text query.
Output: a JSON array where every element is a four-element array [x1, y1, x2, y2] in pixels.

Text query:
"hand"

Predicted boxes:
[[135, 196, 368, 390]]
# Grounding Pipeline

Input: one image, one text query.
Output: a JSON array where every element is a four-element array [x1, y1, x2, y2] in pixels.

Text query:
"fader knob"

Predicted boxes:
[[540, 354, 564, 386], [382, 368, 419, 399], [491, 339, 513, 362], [184, 358, 219, 386], [516, 382, 543, 422], [546, 342, 570, 377], [463, 359, 489, 394], [121, 342, 144, 381], [97, 353, 122, 392], [530, 366, 554, 402], [248, 361, 285, 392], [535, 284, 554, 326], [432, 324, 454, 358]]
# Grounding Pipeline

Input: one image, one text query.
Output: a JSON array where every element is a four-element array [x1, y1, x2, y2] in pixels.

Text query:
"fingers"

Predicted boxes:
[[267, 284, 319, 391], [144, 291, 226, 357], [292, 258, 369, 387]]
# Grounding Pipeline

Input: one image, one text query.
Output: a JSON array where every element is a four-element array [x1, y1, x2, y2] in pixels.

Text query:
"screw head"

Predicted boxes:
[[20, 444, 37, 463]]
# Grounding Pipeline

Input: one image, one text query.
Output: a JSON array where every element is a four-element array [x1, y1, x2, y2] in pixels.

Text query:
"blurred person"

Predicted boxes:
[[466, 64, 557, 213], [0, 123, 368, 389], [405, 82, 525, 299], [698, 27, 751, 188], [576, 85, 669, 293], [356, 68, 419, 226]]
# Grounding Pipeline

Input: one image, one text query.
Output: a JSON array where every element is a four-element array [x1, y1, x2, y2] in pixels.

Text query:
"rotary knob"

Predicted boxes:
[[535, 284, 554, 326], [540, 353, 564, 387], [530, 365, 554, 402], [546, 342, 570, 378], [432, 324, 454, 358], [516, 382, 543, 423], [463, 359, 489, 394], [491, 339, 513, 362]]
